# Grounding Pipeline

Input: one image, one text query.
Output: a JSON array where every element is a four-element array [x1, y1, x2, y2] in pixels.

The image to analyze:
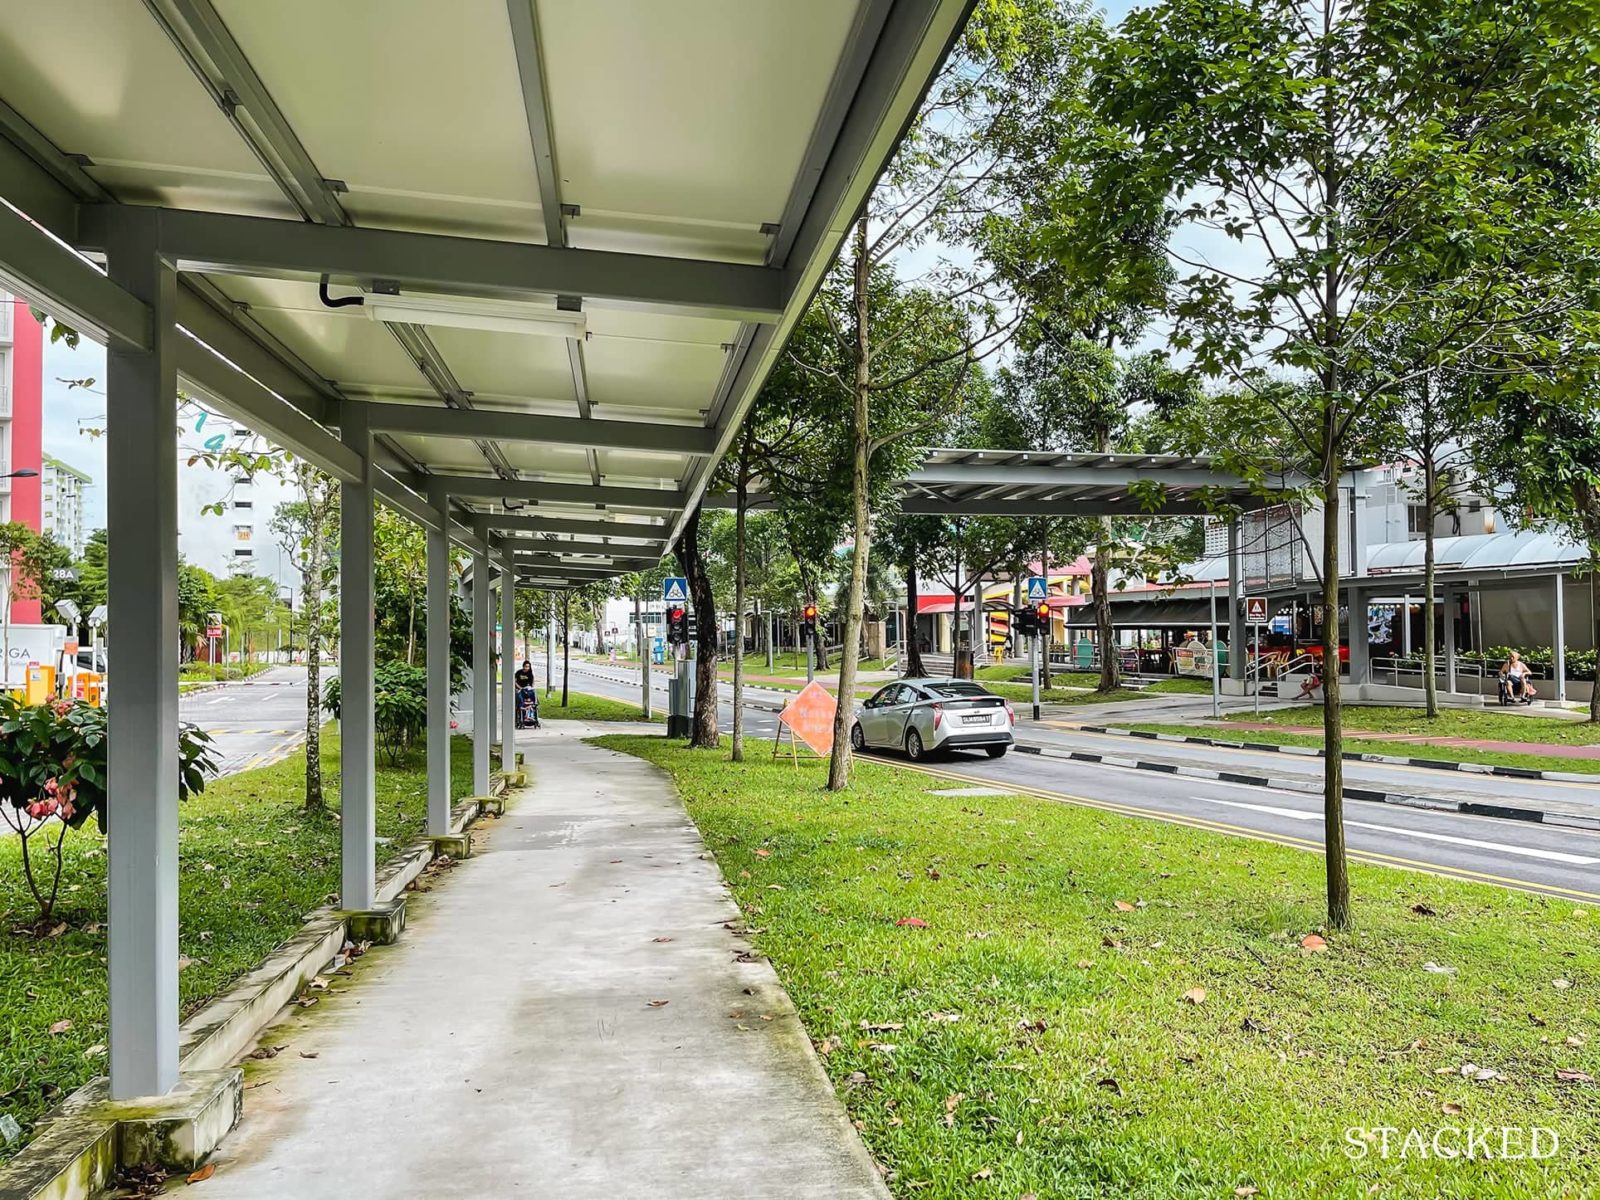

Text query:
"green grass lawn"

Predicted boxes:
[[721, 653, 897, 679], [1125, 706, 1600, 775], [0, 730, 472, 1156], [543, 689, 662, 723], [595, 735, 1599, 1199]]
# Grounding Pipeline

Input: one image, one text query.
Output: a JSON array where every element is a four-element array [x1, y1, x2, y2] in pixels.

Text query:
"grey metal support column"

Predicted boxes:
[[105, 222, 181, 1100], [472, 547, 492, 796], [500, 555, 515, 773], [339, 404, 376, 912], [425, 482, 451, 837], [1443, 587, 1458, 695], [1226, 520, 1245, 681], [1554, 573, 1568, 704], [1347, 585, 1371, 688]]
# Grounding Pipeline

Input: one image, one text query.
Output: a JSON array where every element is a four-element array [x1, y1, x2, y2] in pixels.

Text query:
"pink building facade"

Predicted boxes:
[[2, 294, 44, 624]]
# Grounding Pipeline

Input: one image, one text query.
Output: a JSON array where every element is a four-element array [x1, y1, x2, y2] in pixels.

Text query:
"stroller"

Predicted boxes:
[[516, 685, 541, 729]]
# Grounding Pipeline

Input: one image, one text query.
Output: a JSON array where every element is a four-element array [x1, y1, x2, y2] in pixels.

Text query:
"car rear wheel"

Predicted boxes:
[[985, 745, 1009, 759], [850, 722, 866, 751], [905, 729, 925, 761]]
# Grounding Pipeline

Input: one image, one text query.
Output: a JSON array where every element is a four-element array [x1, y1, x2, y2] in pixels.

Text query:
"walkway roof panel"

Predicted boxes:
[[0, 0, 975, 585]]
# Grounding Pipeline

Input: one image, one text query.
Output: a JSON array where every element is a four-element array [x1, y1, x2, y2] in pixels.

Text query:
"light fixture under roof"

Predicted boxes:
[[365, 293, 587, 339]]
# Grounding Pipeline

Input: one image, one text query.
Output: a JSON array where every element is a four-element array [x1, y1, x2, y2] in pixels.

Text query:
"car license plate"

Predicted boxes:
[[961, 713, 988, 725]]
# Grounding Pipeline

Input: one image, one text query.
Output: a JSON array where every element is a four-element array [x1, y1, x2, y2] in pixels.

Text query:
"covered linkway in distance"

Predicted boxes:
[[0, 0, 973, 1104]]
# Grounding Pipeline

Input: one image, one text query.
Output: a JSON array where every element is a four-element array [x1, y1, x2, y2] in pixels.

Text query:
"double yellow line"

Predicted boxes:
[[889, 757, 1600, 904]]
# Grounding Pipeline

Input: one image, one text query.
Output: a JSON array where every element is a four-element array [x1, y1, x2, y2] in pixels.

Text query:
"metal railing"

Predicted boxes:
[[1371, 656, 1540, 688]]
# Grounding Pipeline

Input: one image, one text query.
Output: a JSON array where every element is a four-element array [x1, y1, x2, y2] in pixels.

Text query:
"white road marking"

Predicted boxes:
[[1192, 796, 1600, 865]]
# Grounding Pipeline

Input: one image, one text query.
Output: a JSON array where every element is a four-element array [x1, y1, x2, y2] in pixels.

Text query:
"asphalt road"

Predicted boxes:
[[565, 661, 1600, 905], [180, 665, 318, 777]]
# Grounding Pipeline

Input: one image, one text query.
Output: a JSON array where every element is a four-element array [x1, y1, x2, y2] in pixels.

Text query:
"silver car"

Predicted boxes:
[[850, 677, 1014, 761]]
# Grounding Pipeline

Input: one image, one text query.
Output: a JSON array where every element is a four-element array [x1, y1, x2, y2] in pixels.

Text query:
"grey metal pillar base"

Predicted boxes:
[[110, 1069, 243, 1172], [429, 833, 472, 860], [343, 897, 407, 946]]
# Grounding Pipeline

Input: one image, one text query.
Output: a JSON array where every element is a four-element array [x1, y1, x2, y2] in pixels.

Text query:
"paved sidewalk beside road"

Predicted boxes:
[[199, 726, 886, 1199]]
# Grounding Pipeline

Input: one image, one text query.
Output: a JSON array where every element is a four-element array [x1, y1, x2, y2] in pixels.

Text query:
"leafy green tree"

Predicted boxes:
[[271, 464, 339, 811], [1474, 375, 1600, 722], [373, 506, 428, 665], [1061, 0, 1600, 927]]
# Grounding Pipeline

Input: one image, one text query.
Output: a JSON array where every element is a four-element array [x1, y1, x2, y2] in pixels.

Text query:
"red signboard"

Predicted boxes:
[[205, 625, 224, 639], [777, 680, 837, 756]]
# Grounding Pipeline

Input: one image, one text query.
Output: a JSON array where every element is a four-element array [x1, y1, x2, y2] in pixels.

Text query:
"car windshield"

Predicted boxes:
[[925, 682, 990, 698]]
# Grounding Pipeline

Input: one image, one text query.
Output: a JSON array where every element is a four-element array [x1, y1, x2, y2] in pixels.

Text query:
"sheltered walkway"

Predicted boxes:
[[200, 729, 886, 1199]]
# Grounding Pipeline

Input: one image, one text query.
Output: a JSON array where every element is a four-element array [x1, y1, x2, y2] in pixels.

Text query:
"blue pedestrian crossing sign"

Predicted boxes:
[[662, 577, 689, 603], [1025, 576, 1048, 602]]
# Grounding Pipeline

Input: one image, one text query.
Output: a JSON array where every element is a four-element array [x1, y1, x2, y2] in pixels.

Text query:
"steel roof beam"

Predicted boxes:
[[0, 198, 149, 350], [477, 513, 668, 540], [906, 463, 1251, 490], [505, 0, 566, 249], [428, 474, 685, 510], [348, 402, 718, 456], [897, 498, 1248, 518], [508, 544, 665, 563], [76, 206, 787, 323]]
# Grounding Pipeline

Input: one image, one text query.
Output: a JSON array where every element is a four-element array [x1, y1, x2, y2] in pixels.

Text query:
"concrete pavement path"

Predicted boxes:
[[201, 726, 887, 1199]]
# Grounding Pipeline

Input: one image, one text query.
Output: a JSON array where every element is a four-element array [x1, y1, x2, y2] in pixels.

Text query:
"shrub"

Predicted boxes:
[[0, 697, 218, 923], [324, 662, 431, 765]]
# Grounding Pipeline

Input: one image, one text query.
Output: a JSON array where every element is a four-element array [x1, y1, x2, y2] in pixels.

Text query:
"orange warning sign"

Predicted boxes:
[[777, 680, 837, 756]]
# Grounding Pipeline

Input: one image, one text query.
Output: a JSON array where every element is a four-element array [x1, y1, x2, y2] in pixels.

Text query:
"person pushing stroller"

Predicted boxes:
[[514, 660, 541, 728]]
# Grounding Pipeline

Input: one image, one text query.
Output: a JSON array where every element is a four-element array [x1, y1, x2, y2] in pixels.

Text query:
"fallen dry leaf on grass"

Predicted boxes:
[[186, 1163, 215, 1184], [895, 917, 928, 928], [754, 848, 771, 858], [1234, 1188, 1258, 1198], [48, 1019, 72, 1035], [1300, 933, 1328, 953], [1556, 1068, 1594, 1084], [1113, 900, 1135, 913], [1181, 987, 1207, 1005], [1442, 1101, 1464, 1115], [1553, 979, 1573, 990]]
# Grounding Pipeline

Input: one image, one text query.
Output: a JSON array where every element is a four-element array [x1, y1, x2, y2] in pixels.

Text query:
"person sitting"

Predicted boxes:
[[1499, 651, 1536, 705], [1296, 669, 1323, 702]]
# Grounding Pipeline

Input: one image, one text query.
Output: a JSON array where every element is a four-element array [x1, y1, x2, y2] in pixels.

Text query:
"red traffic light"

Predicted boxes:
[[668, 605, 685, 623]]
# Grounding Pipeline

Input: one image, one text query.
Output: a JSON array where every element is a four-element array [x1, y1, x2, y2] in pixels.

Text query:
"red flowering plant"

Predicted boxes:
[[0, 695, 218, 924]]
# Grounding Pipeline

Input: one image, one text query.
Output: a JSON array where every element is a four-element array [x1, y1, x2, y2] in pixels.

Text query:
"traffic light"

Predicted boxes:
[[1034, 600, 1051, 632], [801, 602, 819, 643], [665, 604, 688, 647], [1012, 605, 1037, 636]]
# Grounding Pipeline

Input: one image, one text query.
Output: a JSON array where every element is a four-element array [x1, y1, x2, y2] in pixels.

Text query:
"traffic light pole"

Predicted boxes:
[[806, 641, 814, 684], [1030, 630, 1041, 722]]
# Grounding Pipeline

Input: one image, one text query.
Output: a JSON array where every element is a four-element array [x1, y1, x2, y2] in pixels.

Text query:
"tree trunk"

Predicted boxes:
[[732, 474, 749, 762], [303, 526, 324, 813], [1320, 436, 1350, 930], [561, 593, 570, 707], [676, 506, 719, 747], [828, 218, 872, 791], [905, 556, 927, 678], [1590, 559, 1599, 724], [1091, 527, 1118, 691], [1422, 454, 1439, 718]]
